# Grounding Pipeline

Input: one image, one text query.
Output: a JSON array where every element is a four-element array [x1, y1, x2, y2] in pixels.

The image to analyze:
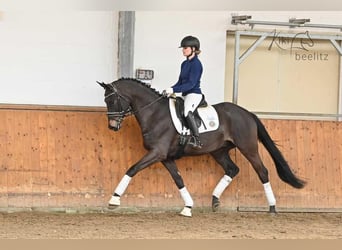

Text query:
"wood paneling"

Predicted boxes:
[[0, 105, 341, 211]]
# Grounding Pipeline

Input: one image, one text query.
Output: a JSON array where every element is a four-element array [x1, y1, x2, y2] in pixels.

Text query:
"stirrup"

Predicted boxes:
[[188, 136, 202, 149]]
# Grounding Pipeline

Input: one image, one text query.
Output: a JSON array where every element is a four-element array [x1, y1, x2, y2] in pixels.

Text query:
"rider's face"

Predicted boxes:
[[182, 47, 193, 57]]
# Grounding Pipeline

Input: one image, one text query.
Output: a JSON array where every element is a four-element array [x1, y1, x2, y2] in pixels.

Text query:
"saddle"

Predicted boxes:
[[168, 95, 219, 154], [168, 96, 219, 136], [174, 95, 208, 130]]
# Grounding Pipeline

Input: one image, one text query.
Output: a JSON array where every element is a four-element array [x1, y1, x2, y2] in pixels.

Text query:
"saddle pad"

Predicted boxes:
[[169, 98, 219, 135]]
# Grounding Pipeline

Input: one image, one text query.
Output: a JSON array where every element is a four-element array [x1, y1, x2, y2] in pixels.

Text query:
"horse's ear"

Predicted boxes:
[[97, 81, 108, 89]]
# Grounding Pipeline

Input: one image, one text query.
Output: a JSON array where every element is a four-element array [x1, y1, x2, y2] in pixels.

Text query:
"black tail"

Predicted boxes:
[[251, 113, 306, 189]]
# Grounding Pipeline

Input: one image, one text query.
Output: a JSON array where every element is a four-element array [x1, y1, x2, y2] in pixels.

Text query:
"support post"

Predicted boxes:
[[118, 11, 135, 78], [232, 32, 240, 104], [338, 40, 342, 121]]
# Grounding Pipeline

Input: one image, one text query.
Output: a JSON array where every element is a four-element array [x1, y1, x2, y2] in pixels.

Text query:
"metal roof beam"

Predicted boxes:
[[330, 39, 342, 56], [231, 15, 342, 31], [235, 30, 342, 42]]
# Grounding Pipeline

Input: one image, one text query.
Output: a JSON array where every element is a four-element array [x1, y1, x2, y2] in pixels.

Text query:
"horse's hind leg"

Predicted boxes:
[[210, 146, 240, 212], [239, 146, 277, 213]]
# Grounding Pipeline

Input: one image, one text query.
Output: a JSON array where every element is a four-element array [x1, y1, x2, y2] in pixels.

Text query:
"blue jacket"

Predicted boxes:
[[172, 55, 203, 95]]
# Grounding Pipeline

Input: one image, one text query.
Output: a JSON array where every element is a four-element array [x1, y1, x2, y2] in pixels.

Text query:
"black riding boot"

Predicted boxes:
[[186, 111, 202, 149]]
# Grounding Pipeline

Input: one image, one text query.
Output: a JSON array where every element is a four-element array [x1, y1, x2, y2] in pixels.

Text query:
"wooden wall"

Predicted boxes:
[[0, 105, 341, 211]]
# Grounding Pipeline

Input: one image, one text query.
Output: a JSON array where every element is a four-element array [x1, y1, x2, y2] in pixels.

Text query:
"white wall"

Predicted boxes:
[[134, 11, 229, 104], [0, 11, 118, 106], [1, 11, 340, 107]]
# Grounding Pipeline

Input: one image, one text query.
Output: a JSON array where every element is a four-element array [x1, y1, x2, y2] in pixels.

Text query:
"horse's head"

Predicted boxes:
[[97, 81, 132, 131]]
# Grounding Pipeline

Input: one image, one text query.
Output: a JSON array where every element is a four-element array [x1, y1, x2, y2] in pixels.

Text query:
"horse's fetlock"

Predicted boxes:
[[228, 166, 240, 178]]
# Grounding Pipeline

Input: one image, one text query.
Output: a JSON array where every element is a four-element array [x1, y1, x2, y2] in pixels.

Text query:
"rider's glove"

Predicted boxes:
[[162, 87, 174, 97]]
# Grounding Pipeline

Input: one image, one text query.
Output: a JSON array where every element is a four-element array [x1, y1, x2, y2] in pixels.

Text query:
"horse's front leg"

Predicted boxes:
[[108, 150, 164, 208], [162, 159, 193, 217]]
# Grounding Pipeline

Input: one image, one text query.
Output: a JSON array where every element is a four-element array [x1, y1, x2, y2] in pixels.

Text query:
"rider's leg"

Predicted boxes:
[[184, 93, 203, 149], [185, 111, 202, 148]]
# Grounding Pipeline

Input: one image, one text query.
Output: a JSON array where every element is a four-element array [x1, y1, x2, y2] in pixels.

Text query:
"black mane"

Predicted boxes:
[[113, 77, 163, 97]]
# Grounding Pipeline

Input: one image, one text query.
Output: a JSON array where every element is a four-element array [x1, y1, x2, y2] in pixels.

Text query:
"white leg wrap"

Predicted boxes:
[[108, 195, 121, 206], [263, 182, 276, 206], [212, 175, 232, 198], [179, 187, 194, 207], [180, 207, 192, 217], [114, 175, 132, 196]]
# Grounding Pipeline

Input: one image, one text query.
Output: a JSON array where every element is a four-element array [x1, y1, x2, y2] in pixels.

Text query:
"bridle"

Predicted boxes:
[[104, 82, 164, 122], [104, 86, 132, 121]]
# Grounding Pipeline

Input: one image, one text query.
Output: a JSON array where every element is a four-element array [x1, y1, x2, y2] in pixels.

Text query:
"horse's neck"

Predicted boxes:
[[124, 86, 162, 128], [128, 88, 157, 110]]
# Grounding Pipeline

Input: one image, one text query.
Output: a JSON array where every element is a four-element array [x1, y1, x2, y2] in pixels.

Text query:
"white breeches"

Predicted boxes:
[[184, 93, 202, 117]]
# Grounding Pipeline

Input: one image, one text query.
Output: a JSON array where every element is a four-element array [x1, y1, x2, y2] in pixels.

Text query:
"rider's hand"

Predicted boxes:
[[162, 87, 174, 97]]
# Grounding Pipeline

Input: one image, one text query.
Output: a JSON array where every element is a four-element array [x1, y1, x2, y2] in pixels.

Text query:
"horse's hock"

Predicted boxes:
[[0, 104, 341, 212]]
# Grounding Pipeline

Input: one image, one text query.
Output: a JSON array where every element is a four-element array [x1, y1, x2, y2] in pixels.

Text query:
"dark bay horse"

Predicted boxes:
[[98, 78, 305, 217]]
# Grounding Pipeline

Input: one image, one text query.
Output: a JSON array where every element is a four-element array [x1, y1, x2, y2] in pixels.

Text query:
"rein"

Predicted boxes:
[[132, 95, 164, 115]]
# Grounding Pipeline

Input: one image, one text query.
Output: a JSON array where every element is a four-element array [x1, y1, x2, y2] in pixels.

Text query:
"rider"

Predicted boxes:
[[163, 35, 203, 149]]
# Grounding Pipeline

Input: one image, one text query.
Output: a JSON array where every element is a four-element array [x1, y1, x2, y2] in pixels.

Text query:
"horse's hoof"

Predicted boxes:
[[108, 204, 119, 210], [269, 205, 277, 214], [179, 207, 192, 217], [212, 196, 220, 212], [108, 195, 121, 208]]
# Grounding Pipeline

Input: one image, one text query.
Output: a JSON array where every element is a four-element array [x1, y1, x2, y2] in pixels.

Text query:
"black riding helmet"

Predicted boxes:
[[179, 36, 200, 51]]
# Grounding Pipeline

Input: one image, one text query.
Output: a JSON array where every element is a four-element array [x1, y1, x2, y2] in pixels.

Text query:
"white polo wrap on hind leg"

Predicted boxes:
[[212, 175, 232, 198], [179, 187, 194, 207], [263, 182, 276, 206], [114, 175, 132, 196]]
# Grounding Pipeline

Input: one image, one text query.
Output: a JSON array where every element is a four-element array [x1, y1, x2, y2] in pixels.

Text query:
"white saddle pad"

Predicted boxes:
[[169, 98, 219, 135]]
